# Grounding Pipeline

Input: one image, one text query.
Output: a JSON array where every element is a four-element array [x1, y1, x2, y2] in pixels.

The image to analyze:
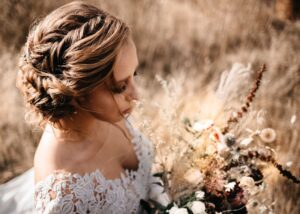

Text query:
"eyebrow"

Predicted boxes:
[[115, 64, 139, 83]]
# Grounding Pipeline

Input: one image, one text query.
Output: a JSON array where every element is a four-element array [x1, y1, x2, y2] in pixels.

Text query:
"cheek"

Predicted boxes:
[[88, 96, 123, 122], [97, 95, 120, 113], [86, 90, 116, 112], [95, 92, 127, 117], [112, 94, 127, 109]]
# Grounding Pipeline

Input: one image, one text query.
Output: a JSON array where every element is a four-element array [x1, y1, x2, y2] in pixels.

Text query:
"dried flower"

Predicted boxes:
[[184, 168, 204, 185], [215, 63, 252, 103], [239, 176, 255, 189], [259, 205, 267, 213], [190, 139, 204, 148], [189, 201, 207, 214], [239, 137, 253, 148], [195, 191, 205, 200], [165, 154, 176, 171], [206, 144, 217, 155], [221, 64, 267, 135], [290, 115, 296, 124], [204, 173, 226, 194], [286, 161, 293, 167], [141, 63, 300, 214], [224, 133, 236, 147], [192, 119, 214, 132], [217, 143, 230, 158], [259, 128, 276, 143], [271, 161, 300, 184], [224, 182, 236, 192], [209, 127, 225, 143], [256, 109, 267, 125]]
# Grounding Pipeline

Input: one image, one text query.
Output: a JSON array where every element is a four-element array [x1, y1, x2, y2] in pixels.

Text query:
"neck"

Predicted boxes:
[[47, 108, 110, 144]]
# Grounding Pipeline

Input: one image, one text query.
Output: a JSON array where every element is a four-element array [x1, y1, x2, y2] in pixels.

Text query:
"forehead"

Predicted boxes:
[[113, 38, 138, 82]]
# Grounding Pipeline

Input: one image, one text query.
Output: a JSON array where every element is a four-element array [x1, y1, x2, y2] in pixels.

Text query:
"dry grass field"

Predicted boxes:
[[0, 0, 299, 213]]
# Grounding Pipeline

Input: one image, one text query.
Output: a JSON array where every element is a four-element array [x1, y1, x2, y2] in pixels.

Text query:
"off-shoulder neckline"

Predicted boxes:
[[35, 116, 142, 188]]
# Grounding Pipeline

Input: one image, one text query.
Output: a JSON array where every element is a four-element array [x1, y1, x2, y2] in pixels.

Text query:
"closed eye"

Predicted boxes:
[[110, 84, 127, 94], [110, 70, 139, 94]]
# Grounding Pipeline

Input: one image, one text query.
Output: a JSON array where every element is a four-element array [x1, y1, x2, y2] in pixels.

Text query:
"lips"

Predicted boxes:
[[122, 108, 132, 115]]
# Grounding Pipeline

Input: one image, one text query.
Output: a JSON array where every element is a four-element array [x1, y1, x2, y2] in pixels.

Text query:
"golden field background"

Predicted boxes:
[[0, 0, 299, 213]]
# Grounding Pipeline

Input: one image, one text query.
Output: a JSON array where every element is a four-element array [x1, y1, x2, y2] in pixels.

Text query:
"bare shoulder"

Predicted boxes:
[[34, 127, 75, 183]]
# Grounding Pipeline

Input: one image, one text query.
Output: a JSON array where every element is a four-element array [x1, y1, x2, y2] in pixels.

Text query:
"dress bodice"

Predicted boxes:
[[34, 116, 154, 214]]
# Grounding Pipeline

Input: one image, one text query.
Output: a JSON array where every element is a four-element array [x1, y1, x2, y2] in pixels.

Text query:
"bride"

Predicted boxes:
[[0, 1, 153, 213]]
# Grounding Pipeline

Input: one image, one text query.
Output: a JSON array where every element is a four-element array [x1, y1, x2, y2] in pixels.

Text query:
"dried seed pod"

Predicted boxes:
[[224, 133, 236, 147], [222, 64, 267, 134]]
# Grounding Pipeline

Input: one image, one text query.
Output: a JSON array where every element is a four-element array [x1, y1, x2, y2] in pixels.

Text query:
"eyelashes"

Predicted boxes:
[[110, 71, 139, 94], [110, 85, 127, 94]]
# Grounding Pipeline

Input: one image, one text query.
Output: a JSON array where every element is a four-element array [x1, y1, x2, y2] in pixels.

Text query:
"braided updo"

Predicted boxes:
[[17, 1, 130, 126]]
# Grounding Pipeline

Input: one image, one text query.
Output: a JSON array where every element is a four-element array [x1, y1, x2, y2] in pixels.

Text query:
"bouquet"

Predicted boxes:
[[138, 64, 299, 214]]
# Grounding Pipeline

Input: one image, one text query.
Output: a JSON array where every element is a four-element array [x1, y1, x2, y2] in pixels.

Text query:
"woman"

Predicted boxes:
[[1, 1, 154, 213]]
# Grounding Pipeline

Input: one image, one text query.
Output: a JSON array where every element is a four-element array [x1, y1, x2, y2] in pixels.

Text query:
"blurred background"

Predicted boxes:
[[0, 0, 299, 213]]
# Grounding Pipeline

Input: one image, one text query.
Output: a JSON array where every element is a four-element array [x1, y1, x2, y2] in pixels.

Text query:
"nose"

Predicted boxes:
[[127, 82, 139, 102]]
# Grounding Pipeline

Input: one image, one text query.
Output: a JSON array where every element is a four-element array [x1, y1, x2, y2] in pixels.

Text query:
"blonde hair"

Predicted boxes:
[[17, 1, 130, 126]]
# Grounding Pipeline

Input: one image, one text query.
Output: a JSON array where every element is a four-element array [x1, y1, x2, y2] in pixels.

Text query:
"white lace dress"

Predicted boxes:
[[0, 117, 154, 214]]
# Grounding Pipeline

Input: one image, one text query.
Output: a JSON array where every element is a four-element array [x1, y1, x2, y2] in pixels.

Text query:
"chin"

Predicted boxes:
[[89, 112, 123, 123], [113, 117, 125, 123]]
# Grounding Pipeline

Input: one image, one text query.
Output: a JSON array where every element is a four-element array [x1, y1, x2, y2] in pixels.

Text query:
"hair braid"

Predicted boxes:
[[17, 1, 130, 126]]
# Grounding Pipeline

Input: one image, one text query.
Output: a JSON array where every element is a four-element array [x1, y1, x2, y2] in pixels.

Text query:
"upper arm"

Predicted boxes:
[[35, 172, 109, 214], [34, 130, 69, 184], [34, 147, 57, 184], [35, 175, 72, 214]]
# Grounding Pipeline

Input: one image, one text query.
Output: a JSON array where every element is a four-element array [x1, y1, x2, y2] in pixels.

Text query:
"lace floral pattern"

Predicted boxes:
[[34, 117, 153, 214]]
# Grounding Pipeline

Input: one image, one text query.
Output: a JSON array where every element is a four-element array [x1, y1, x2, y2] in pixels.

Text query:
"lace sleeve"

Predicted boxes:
[[34, 116, 154, 214], [35, 172, 107, 214]]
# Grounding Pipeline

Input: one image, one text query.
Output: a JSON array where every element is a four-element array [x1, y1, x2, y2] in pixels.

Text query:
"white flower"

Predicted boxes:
[[184, 168, 203, 185], [209, 127, 228, 157], [239, 137, 253, 148], [290, 115, 296, 124], [195, 191, 205, 200], [239, 176, 255, 189], [224, 182, 236, 192], [259, 128, 276, 143], [169, 207, 189, 214], [189, 201, 206, 214], [169, 206, 178, 213], [286, 161, 293, 167], [192, 120, 214, 132]]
